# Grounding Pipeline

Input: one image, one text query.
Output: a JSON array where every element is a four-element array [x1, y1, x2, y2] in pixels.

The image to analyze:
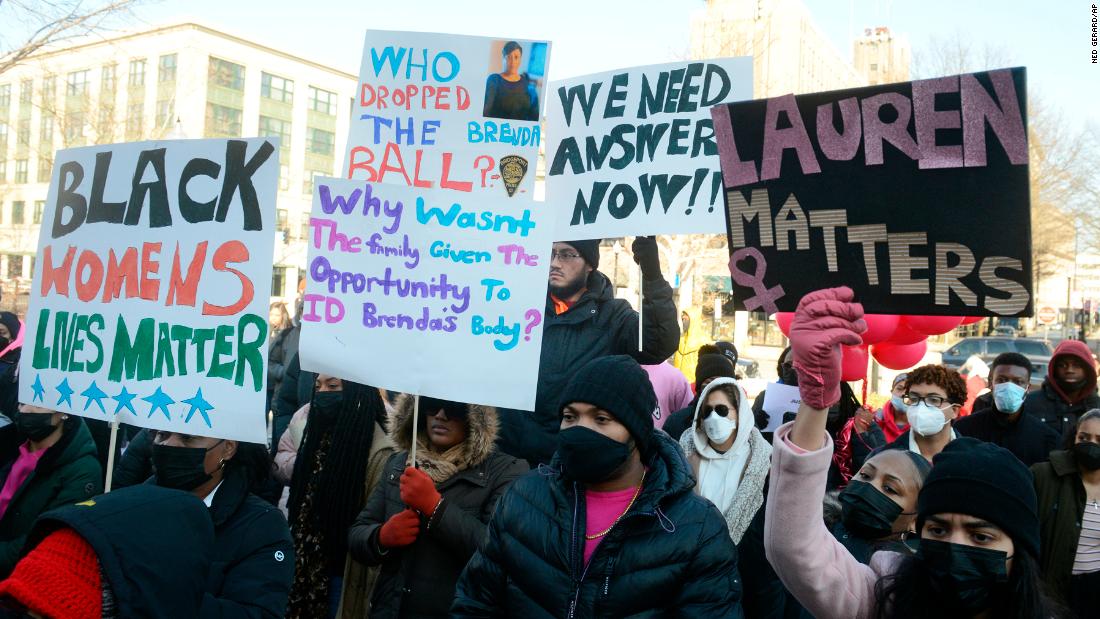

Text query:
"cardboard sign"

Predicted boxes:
[[297, 177, 552, 410], [761, 382, 801, 433], [345, 31, 551, 200], [19, 139, 278, 442], [712, 68, 1032, 316], [546, 58, 752, 240]]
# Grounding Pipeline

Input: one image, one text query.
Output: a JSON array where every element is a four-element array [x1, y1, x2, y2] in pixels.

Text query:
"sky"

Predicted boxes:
[[126, 0, 1098, 132]]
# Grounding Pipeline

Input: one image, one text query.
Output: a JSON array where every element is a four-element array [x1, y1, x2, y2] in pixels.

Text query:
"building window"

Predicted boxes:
[[261, 73, 293, 103], [66, 70, 89, 96], [0, 84, 9, 108], [0, 160, 6, 182], [128, 59, 146, 87], [33, 200, 45, 224], [279, 164, 290, 191], [307, 127, 334, 156], [271, 267, 287, 298], [156, 100, 174, 129], [208, 57, 245, 90], [126, 103, 143, 139], [300, 219, 311, 240], [41, 76, 56, 104], [12, 201, 25, 224], [37, 158, 51, 183], [19, 80, 32, 104], [205, 103, 242, 136], [101, 64, 116, 92], [308, 86, 336, 115], [97, 107, 113, 142], [303, 169, 325, 195], [158, 54, 177, 83], [258, 115, 291, 147], [276, 208, 289, 231], [40, 116, 54, 145], [17, 119, 29, 146], [870, 63, 878, 71], [7, 255, 23, 279], [64, 112, 84, 145], [0, 123, 7, 148], [14, 160, 27, 183]]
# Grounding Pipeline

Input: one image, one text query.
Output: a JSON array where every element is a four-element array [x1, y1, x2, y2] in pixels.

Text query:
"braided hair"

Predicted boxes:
[[288, 380, 384, 564]]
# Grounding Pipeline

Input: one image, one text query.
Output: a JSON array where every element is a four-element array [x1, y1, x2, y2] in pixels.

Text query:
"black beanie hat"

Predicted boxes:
[[559, 355, 656, 454], [917, 437, 1040, 558], [696, 354, 735, 386], [562, 239, 601, 269], [0, 312, 19, 341]]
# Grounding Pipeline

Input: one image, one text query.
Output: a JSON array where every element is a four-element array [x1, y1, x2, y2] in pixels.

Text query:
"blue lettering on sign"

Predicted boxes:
[[467, 121, 541, 147], [415, 197, 536, 237]]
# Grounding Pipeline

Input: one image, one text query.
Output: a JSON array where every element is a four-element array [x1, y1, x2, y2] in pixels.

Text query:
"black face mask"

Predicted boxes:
[[1074, 441, 1100, 471], [920, 539, 1009, 615], [0, 336, 10, 351], [152, 441, 223, 491], [839, 480, 907, 539], [311, 390, 343, 423], [17, 412, 58, 442], [780, 362, 799, 386], [557, 426, 632, 484]]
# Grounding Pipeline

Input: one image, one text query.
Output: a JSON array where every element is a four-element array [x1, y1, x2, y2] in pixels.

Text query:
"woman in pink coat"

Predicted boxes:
[[765, 287, 1061, 619]]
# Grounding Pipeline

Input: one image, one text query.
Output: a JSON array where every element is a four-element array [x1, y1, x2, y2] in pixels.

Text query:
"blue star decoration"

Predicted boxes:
[[182, 388, 215, 428], [55, 378, 74, 408], [31, 375, 45, 403], [112, 386, 138, 415], [142, 387, 175, 421], [80, 381, 109, 414]]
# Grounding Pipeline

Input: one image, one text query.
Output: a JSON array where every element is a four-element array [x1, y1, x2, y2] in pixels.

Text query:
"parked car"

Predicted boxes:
[[941, 337, 1052, 387]]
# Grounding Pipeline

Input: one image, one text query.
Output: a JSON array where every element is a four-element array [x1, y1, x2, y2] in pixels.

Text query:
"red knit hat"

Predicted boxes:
[[0, 528, 101, 618]]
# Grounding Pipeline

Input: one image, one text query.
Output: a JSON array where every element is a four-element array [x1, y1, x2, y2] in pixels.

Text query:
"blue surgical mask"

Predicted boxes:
[[890, 394, 908, 414], [992, 382, 1027, 414]]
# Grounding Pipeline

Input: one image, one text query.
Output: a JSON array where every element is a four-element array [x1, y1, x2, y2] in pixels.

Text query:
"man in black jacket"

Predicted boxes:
[[955, 352, 1060, 466], [1022, 339, 1100, 438], [453, 355, 743, 618], [496, 237, 679, 466]]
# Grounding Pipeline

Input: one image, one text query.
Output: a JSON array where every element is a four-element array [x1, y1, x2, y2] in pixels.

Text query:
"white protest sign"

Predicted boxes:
[[297, 177, 552, 410], [762, 381, 802, 433], [345, 30, 552, 200], [19, 139, 278, 442], [546, 58, 752, 240]]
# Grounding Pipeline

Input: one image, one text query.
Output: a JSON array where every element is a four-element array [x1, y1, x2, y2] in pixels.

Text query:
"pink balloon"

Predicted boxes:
[[860, 314, 900, 345], [887, 322, 927, 345], [902, 315, 964, 336], [960, 316, 984, 325], [871, 340, 929, 371], [774, 312, 794, 336], [841, 345, 869, 381]]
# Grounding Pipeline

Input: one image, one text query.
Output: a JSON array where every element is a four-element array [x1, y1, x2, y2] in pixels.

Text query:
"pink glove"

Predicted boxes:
[[790, 287, 867, 409]]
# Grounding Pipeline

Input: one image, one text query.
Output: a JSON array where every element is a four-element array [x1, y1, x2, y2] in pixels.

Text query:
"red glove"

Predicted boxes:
[[790, 287, 866, 409], [400, 467, 442, 516], [378, 509, 420, 548]]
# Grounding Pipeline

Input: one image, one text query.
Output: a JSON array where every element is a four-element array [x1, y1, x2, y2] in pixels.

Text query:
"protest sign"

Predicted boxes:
[[546, 58, 752, 240], [345, 31, 551, 199], [761, 382, 801, 433], [712, 67, 1031, 316], [19, 139, 278, 443], [297, 177, 552, 410]]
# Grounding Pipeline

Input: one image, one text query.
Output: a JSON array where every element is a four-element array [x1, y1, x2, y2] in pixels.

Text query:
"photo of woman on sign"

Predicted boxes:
[[482, 40, 544, 122]]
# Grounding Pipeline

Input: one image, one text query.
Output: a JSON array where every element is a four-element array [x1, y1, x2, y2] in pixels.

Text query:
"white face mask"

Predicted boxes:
[[703, 411, 737, 444], [908, 402, 947, 437]]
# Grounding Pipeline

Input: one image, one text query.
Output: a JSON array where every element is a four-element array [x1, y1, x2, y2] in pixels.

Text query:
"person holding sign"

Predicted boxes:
[[764, 287, 1060, 619], [453, 355, 743, 617], [482, 41, 540, 122], [0, 405, 100, 577], [496, 236, 679, 466], [347, 396, 526, 618]]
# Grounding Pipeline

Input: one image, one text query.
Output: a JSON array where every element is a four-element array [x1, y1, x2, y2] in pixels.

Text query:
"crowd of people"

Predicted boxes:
[[0, 240, 1096, 618]]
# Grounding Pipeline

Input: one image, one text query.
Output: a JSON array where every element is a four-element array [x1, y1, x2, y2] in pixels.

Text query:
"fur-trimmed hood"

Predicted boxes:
[[390, 395, 500, 475]]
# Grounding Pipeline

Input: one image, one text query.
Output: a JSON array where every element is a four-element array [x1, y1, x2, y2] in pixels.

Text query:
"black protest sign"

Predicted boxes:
[[711, 67, 1031, 317]]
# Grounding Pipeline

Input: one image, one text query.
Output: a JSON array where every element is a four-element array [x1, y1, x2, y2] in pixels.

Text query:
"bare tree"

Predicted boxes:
[[0, 0, 145, 77]]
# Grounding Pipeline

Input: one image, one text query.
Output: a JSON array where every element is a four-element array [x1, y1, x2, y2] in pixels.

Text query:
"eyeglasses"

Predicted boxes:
[[550, 250, 582, 262], [701, 404, 733, 418], [902, 393, 951, 408]]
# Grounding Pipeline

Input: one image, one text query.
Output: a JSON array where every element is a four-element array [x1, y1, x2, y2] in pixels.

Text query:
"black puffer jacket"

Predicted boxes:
[[348, 397, 527, 619], [1022, 340, 1100, 439], [452, 430, 743, 618], [496, 270, 679, 465]]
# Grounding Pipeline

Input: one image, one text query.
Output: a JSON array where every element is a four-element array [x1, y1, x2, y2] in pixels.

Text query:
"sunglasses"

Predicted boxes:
[[421, 397, 468, 420], [701, 404, 733, 418]]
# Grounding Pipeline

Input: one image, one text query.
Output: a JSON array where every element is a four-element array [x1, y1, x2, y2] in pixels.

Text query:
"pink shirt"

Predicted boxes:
[[643, 362, 694, 430], [583, 486, 638, 564], [0, 442, 47, 520]]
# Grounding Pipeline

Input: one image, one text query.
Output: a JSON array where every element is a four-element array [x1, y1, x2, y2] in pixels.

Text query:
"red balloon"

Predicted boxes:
[[871, 340, 929, 371], [774, 312, 794, 336], [861, 314, 900, 345], [902, 315, 964, 336], [887, 322, 927, 345], [960, 316, 984, 325], [841, 345, 869, 381]]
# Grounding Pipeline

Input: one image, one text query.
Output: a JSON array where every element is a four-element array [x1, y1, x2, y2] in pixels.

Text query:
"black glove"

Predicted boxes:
[[632, 236, 662, 278], [753, 407, 770, 430]]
